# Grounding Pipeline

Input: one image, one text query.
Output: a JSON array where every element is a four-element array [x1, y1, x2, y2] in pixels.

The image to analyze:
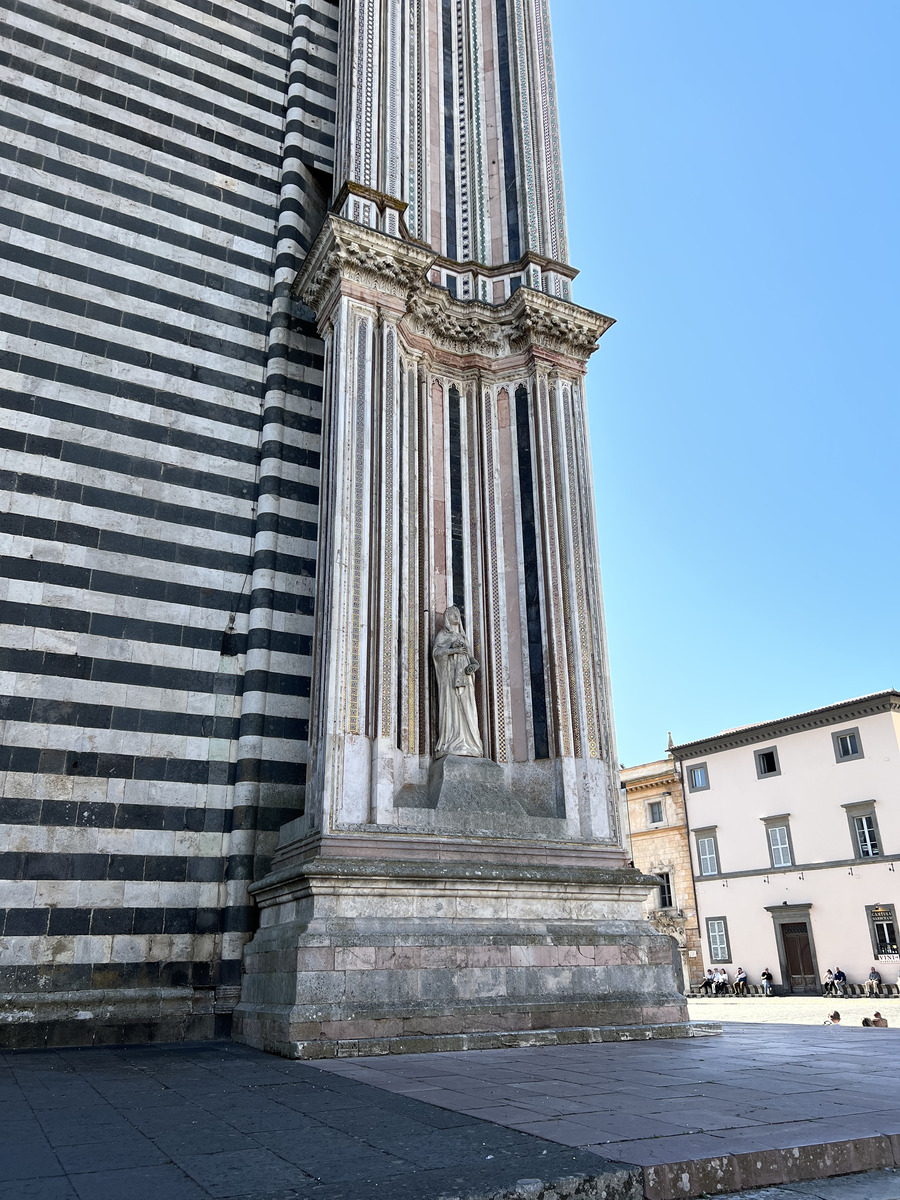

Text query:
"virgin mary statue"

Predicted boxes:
[[432, 606, 483, 758]]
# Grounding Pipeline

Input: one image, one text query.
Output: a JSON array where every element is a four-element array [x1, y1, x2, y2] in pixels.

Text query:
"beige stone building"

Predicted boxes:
[[621, 755, 704, 989]]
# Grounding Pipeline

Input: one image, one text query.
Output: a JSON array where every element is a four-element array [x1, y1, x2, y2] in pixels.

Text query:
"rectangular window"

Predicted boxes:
[[832, 727, 864, 762], [855, 814, 880, 858], [687, 763, 709, 791], [697, 835, 719, 876], [755, 747, 781, 778], [706, 917, 731, 963], [867, 905, 897, 956], [657, 871, 673, 909], [648, 800, 663, 825], [767, 825, 792, 867]]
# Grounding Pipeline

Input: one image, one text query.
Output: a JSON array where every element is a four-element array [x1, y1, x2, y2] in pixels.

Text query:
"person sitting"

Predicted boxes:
[[714, 968, 729, 995], [861, 1017, 873, 1027], [824, 1011, 841, 1024], [833, 967, 847, 997], [822, 969, 836, 996], [872, 1011, 889, 1028], [760, 967, 774, 996], [733, 967, 749, 996], [865, 967, 882, 997], [698, 970, 714, 995]]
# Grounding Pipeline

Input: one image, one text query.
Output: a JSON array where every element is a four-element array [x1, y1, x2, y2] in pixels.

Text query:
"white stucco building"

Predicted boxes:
[[671, 691, 900, 994]]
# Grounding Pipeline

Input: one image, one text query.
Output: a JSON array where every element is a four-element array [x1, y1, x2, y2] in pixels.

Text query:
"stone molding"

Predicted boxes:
[[293, 215, 614, 365]]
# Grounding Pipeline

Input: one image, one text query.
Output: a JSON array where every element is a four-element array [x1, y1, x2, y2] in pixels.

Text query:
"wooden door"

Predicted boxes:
[[780, 922, 817, 992]]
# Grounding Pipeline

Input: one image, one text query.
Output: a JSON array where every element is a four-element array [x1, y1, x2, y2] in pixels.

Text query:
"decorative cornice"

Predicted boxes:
[[293, 216, 614, 365], [670, 691, 900, 761], [294, 216, 433, 313]]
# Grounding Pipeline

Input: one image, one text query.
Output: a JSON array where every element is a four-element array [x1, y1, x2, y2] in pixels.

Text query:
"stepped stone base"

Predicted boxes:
[[233, 833, 691, 1059], [0, 986, 238, 1050]]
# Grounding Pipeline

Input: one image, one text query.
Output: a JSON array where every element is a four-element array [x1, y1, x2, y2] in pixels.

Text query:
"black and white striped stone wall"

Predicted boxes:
[[0, 0, 337, 1045]]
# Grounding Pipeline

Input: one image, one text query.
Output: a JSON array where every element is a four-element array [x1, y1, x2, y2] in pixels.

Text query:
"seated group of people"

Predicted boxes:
[[698, 967, 774, 996], [826, 1010, 889, 1027], [823, 966, 894, 996]]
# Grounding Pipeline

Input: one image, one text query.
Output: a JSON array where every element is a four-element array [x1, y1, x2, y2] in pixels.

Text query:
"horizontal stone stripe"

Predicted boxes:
[[258, 439, 321, 471], [283, 116, 335, 151], [7, 6, 288, 121], [4, 28, 285, 160], [289, 42, 339, 75], [1, 906, 257, 937], [289, 68, 338, 103], [0, 745, 236, 787], [0, 260, 268, 368], [0, 694, 240, 742], [234, 758, 306, 786], [4, 55, 284, 172], [2, 313, 267, 403], [249, 587, 316, 618], [296, 0, 339, 26], [262, 375, 326, 409], [3, 138, 279, 261], [251, 549, 316, 579], [0, 797, 300, 833], [0, 198, 271, 313], [2, 349, 263, 435], [0, 202, 269, 335], [0, 600, 309, 659], [244, 627, 313, 657], [0, 104, 279, 223], [285, 84, 336, 125], [4, 537, 250, 605], [1, 466, 256, 540], [3, 80, 281, 188], [242, 669, 310, 699], [0, 850, 248, 882], [0, 959, 241, 992], [0, 644, 307, 699], [0, 512, 254, 577], [51, 0, 292, 63], [256, 473, 321, 507], [0, 386, 260, 470], [2, 555, 252, 617], [255, 510, 319, 543], [0, 425, 258, 501]]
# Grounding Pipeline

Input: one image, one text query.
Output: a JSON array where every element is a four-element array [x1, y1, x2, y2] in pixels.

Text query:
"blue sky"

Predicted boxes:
[[552, 2, 900, 766]]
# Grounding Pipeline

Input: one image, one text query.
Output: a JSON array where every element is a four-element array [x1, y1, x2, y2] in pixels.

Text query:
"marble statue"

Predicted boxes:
[[432, 606, 483, 758]]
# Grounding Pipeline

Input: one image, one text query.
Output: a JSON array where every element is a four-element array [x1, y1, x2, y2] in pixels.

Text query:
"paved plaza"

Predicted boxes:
[[687, 995, 900, 1027], [3, 1022, 900, 1199]]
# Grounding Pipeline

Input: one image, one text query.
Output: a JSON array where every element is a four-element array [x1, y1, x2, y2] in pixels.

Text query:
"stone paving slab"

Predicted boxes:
[[731, 1167, 900, 1198], [311, 1022, 900, 1198], [0, 1042, 640, 1200]]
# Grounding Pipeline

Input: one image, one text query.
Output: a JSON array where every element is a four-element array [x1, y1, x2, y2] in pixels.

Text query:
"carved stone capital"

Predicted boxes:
[[508, 289, 614, 361], [405, 287, 502, 355], [294, 215, 433, 315]]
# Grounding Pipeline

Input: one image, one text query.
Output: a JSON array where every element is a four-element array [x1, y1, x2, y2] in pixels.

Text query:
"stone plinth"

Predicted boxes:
[[232, 837, 689, 1059]]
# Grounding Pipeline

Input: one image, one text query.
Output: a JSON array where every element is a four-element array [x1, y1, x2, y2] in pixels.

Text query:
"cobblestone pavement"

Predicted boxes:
[[688, 994, 900, 1026], [0, 1041, 635, 1200]]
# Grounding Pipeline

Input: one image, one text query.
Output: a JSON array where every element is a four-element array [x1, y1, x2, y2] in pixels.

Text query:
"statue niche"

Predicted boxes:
[[432, 606, 483, 758]]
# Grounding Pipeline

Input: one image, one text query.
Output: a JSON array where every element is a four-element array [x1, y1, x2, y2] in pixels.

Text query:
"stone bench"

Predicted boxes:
[[690, 983, 899, 998]]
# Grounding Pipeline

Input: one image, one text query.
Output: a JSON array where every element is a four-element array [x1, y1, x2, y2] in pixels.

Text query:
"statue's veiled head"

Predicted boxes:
[[444, 605, 462, 632]]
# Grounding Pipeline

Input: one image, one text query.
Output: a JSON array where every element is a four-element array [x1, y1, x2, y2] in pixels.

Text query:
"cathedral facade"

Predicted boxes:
[[0, 0, 687, 1051]]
